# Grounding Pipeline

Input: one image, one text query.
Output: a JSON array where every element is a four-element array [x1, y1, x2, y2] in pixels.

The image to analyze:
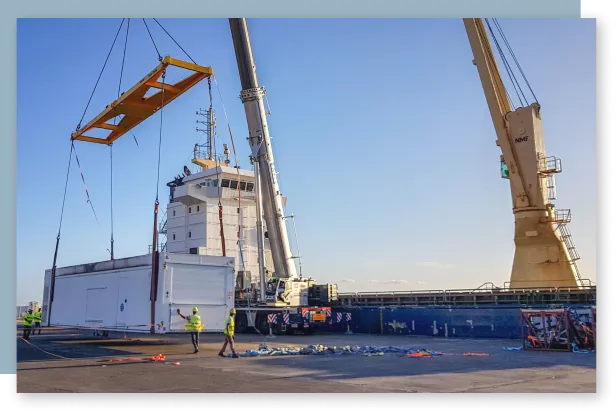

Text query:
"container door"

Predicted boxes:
[[116, 277, 130, 326], [168, 263, 230, 332]]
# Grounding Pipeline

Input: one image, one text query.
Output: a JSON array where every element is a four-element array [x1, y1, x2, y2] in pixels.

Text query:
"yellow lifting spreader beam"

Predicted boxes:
[[71, 56, 213, 145]]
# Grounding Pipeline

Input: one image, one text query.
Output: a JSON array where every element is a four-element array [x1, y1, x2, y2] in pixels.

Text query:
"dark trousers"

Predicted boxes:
[[34, 322, 41, 335], [220, 335, 237, 355], [22, 326, 32, 340], [190, 332, 199, 351]]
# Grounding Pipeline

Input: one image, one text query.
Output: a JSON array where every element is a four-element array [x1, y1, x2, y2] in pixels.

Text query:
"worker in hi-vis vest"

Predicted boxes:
[[33, 308, 42, 335], [22, 309, 34, 341], [177, 307, 204, 354], [218, 308, 239, 358]]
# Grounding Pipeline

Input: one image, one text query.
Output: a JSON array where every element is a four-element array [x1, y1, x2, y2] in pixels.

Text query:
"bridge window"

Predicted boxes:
[[221, 179, 230, 188], [189, 207, 192, 214], [197, 205, 200, 212], [230, 180, 238, 190], [240, 181, 247, 191], [246, 183, 254, 192], [211, 179, 218, 187]]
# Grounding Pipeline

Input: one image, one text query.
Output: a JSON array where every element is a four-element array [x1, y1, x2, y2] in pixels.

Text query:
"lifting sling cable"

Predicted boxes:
[[48, 143, 75, 323], [71, 143, 100, 225], [213, 141, 226, 257], [208, 78, 227, 257], [207, 78, 227, 256], [152, 18, 197, 64], [76, 19, 126, 132], [212, 75, 264, 336], [142, 18, 162, 61], [109, 18, 130, 260], [212, 127, 226, 257], [149, 67, 166, 335], [110, 144, 114, 259]]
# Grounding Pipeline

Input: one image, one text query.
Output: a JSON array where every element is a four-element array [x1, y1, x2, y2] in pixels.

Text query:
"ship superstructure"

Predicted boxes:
[[166, 163, 283, 289]]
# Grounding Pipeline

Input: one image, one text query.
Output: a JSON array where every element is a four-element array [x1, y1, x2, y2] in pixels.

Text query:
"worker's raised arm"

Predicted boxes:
[[177, 309, 188, 320]]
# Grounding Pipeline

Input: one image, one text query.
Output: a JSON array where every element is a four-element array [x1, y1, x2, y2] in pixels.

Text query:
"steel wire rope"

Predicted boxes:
[[493, 19, 539, 105], [485, 18, 527, 108], [142, 18, 162, 61], [476, 20, 515, 111], [152, 18, 197, 64], [56, 144, 74, 240], [76, 19, 126, 131], [109, 18, 131, 259], [213, 75, 266, 340], [155, 71, 167, 203]]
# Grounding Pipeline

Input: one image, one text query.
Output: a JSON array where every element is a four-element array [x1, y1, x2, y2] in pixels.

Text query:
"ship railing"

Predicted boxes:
[[340, 284, 595, 298], [339, 281, 596, 307], [503, 279, 596, 290]]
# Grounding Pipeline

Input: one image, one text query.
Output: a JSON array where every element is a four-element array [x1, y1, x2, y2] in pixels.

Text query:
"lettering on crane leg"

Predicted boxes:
[[515, 136, 529, 143]]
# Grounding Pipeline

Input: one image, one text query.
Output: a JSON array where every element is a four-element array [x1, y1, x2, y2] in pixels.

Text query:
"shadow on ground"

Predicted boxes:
[[17, 326, 596, 393]]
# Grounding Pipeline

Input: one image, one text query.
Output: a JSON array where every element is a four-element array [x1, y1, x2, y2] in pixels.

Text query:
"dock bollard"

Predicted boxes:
[[267, 324, 276, 339], [266, 314, 276, 339], [344, 312, 354, 335]]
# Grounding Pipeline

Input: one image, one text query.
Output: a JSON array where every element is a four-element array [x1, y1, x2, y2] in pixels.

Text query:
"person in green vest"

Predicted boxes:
[[218, 308, 239, 358], [177, 307, 204, 354], [22, 309, 34, 341], [33, 308, 42, 335]]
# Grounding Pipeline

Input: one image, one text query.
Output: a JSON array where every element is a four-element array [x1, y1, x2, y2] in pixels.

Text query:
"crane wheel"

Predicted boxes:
[[256, 314, 271, 335]]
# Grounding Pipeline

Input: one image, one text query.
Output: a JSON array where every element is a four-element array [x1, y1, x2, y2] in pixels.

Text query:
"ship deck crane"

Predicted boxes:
[[463, 18, 582, 289], [228, 18, 300, 305]]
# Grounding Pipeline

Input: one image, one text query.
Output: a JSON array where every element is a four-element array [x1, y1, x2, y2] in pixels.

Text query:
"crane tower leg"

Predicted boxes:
[[505, 105, 581, 289]]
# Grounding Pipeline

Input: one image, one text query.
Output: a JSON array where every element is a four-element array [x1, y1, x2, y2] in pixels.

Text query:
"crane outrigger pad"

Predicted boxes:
[[71, 56, 213, 145]]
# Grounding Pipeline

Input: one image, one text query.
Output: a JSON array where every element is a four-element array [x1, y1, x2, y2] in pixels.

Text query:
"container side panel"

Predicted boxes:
[[51, 267, 151, 331], [85, 288, 106, 323], [114, 269, 151, 329]]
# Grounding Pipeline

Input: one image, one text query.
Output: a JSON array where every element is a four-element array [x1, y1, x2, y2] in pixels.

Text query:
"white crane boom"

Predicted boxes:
[[228, 18, 298, 281], [463, 18, 582, 289]]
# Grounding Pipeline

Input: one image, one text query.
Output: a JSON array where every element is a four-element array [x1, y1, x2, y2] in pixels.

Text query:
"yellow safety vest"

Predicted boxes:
[[224, 315, 235, 336], [185, 314, 203, 332], [34, 312, 42, 321], [24, 313, 34, 327]]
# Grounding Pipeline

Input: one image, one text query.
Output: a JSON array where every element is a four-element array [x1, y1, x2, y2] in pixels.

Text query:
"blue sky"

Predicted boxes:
[[16, 18, 596, 304]]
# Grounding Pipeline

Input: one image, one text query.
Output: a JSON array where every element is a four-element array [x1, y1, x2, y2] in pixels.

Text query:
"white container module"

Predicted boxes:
[[42, 253, 235, 334]]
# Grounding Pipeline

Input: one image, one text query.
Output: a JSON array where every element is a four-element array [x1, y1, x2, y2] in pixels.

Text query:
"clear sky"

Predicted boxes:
[[16, 18, 596, 304]]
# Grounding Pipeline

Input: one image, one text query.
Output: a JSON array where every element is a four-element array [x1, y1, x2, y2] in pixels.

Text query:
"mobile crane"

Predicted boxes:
[[226, 18, 340, 333], [463, 18, 583, 289]]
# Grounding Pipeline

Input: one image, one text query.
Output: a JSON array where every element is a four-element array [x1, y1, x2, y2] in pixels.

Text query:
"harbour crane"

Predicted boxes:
[[463, 18, 582, 289]]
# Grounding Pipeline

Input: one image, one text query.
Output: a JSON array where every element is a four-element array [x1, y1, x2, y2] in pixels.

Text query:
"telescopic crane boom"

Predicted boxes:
[[228, 18, 298, 281], [463, 18, 582, 289]]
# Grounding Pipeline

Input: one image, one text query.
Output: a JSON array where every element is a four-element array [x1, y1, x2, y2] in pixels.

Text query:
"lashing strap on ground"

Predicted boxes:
[[20, 337, 72, 360]]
